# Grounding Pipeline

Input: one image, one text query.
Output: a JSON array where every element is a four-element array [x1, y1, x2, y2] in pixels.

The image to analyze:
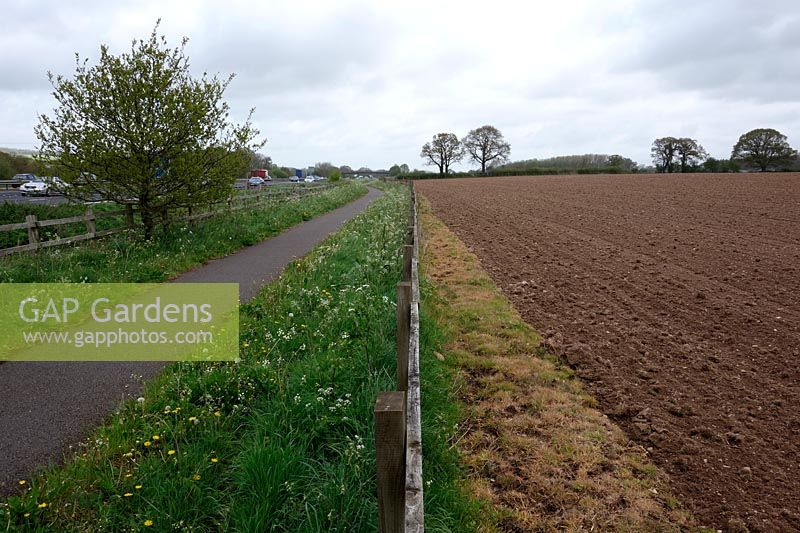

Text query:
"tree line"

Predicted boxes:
[[651, 129, 798, 173]]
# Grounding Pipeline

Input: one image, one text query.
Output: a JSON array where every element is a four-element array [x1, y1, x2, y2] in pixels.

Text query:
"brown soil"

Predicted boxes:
[[417, 174, 800, 532]]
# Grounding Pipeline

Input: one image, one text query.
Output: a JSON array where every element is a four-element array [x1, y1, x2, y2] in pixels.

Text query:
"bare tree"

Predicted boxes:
[[732, 128, 797, 171], [651, 137, 680, 173], [462, 125, 511, 174], [421, 133, 463, 175], [675, 138, 708, 172]]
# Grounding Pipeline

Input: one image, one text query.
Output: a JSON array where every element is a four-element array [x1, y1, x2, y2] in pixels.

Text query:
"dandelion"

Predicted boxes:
[[135, 485, 143, 490], [214, 411, 221, 417], [211, 457, 219, 463], [193, 474, 201, 481], [23, 513, 30, 518], [18, 480, 25, 485], [123, 492, 133, 497], [152, 435, 160, 441], [144, 441, 152, 447], [136, 397, 145, 404], [37, 503, 47, 509], [242, 342, 250, 348], [167, 450, 176, 456], [125, 474, 133, 478], [188, 416, 198, 423], [144, 519, 154, 527]]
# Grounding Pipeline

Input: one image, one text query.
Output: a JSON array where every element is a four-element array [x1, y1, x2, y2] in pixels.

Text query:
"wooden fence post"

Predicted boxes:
[[375, 391, 406, 533], [84, 207, 96, 237], [402, 244, 413, 282], [25, 214, 39, 246], [396, 282, 412, 392], [125, 204, 135, 228]]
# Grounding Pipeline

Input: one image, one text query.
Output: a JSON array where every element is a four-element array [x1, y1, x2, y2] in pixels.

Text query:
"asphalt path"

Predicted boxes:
[[0, 187, 381, 494]]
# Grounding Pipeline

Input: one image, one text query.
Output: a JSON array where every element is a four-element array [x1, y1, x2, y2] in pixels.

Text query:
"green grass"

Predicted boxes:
[[0, 183, 367, 283], [0, 183, 483, 532], [0, 201, 128, 249]]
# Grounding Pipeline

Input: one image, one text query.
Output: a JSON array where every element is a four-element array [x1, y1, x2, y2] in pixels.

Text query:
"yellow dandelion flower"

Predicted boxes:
[[242, 341, 250, 348], [211, 457, 219, 463], [188, 416, 197, 422], [135, 485, 143, 490], [24, 513, 30, 518], [152, 435, 160, 441], [144, 519, 154, 527], [18, 480, 26, 485], [144, 441, 152, 447], [193, 474, 201, 481], [37, 502, 47, 509], [125, 473, 133, 478], [123, 492, 133, 497], [213, 411, 221, 417], [168, 450, 176, 455]]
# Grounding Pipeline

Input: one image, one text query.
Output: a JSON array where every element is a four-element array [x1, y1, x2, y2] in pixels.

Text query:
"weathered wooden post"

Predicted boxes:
[[25, 214, 39, 247], [374, 391, 406, 533], [84, 207, 96, 237], [396, 281, 412, 392], [402, 244, 413, 282]]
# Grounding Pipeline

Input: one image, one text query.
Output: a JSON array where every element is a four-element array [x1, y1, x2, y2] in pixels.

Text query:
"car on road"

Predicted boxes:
[[10, 173, 37, 184], [304, 177, 315, 183], [289, 176, 300, 183], [19, 177, 66, 196], [247, 176, 265, 187]]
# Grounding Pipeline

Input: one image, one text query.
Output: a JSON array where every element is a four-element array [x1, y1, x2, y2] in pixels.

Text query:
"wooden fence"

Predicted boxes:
[[0, 184, 336, 257], [374, 182, 423, 532]]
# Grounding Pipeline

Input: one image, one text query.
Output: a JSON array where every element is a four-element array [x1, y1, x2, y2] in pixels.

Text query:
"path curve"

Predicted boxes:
[[0, 187, 382, 494]]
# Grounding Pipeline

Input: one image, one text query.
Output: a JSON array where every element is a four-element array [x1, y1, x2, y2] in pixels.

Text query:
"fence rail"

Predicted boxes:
[[375, 182, 423, 532], [0, 184, 336, 257]]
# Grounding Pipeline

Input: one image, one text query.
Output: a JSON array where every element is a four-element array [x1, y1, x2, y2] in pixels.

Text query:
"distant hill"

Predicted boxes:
[[0, 147, 37, 158]]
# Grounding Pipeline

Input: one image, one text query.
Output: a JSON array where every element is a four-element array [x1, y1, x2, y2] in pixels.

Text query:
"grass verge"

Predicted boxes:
[[0, 182, 367, 282], [419, 196, 700, 531], [0, 183, 481, 532]]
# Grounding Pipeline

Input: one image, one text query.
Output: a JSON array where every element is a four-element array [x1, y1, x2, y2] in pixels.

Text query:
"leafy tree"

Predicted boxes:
[[35, 23, 263, 239], [399, 163, 409, 174], [329, 169, 341, 182], [339, 165, 353, 173], [651, 137, 680, 173], [675, 138, 708, 172], [313, 162, 338, 178], [606, 154, 638, 172], [702, 157, 739, 173], [462, 125, 510, 174], [388, 164, 402, 176], [420, 133, 463, 175], [271, 167, 289, 180], [731, 128, 797, 171]]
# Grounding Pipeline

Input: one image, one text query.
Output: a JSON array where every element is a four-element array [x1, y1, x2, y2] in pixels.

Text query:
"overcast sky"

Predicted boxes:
[[1, 0, 798, 170]]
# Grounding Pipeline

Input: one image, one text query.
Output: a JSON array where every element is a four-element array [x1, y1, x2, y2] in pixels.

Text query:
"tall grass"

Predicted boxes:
[[1, 183, 482, 531]]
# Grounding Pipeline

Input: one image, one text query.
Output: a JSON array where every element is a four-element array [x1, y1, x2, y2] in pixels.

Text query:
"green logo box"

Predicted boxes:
[[0, 283, 239, 361]]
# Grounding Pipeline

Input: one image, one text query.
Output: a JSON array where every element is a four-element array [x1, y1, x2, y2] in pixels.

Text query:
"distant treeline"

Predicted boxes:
[[0, 150, 48, 180], [400, 151, 800, 179]]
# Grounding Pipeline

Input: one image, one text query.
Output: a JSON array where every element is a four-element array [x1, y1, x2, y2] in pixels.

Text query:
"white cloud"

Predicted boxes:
[[1, 0, 799, 169]]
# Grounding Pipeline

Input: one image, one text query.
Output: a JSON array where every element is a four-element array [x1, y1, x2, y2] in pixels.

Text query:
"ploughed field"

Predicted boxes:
[[417, 174, 800, 531]]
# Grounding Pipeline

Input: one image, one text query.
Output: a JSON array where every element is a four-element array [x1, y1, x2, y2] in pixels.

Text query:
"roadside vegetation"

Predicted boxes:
[[0, 182, 366, 283], [419, 198, 699, 531], [0, 183, 481, 531]]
